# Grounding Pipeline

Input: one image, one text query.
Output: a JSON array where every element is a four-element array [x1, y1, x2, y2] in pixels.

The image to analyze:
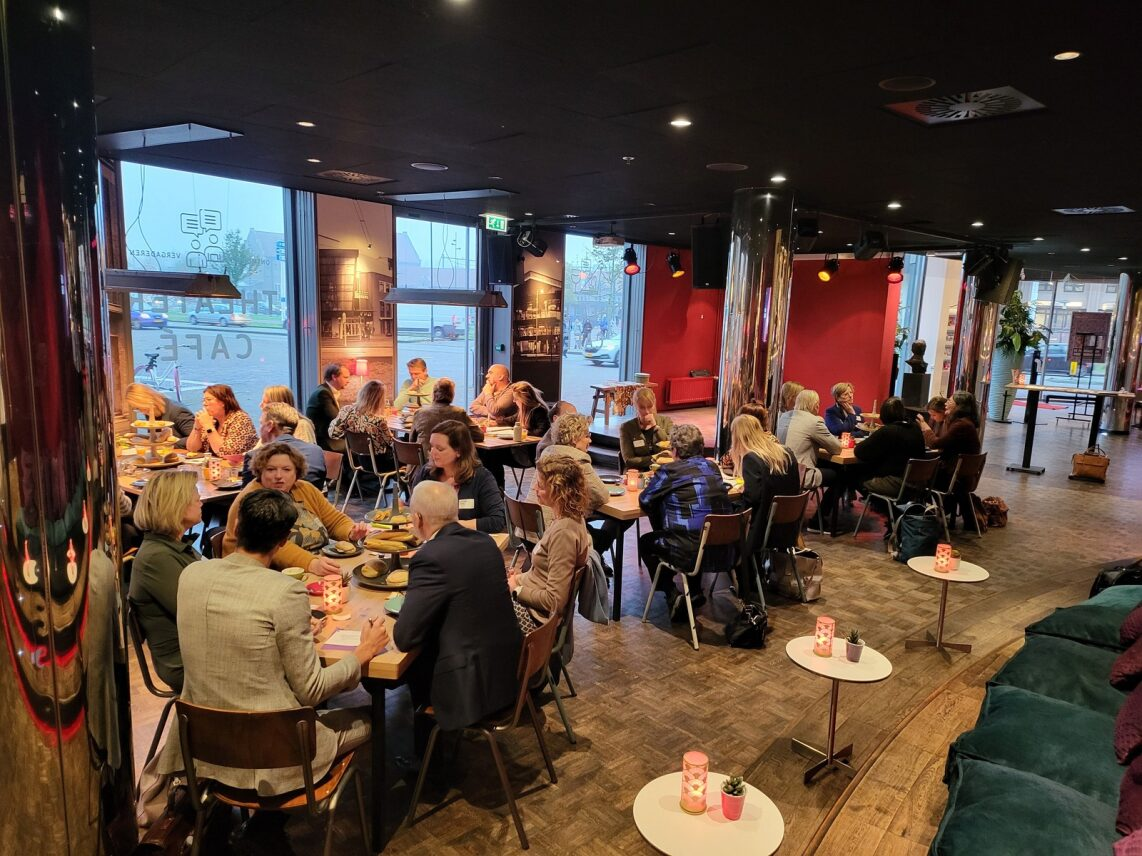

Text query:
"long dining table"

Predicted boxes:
[[316, 531, 509, 851]]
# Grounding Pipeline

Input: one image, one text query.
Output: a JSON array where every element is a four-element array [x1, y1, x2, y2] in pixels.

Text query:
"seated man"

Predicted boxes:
[[306, 363, 350, 451], [393, 357, 438, 409], [639, 424, 732, 619], [619, 387, 673, 471], [152, 489, 388, 797], [411, 378, 484, 456], [854, 396, 926, 497], [241, 402, 327, 488], [468, 363, 516, 426], [394, 481, 522, 755]]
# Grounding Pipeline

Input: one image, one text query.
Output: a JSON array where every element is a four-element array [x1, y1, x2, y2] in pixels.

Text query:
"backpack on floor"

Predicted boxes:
[[981, 495, 1009, 528], [890, 502, 942, 563]]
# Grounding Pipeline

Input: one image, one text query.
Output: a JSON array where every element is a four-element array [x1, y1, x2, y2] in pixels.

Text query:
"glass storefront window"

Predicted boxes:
[[1022, 274, 1119, 385], [394, 216, 478, 403], [560, 234, 629, 406], [120, 163, 290, 417]]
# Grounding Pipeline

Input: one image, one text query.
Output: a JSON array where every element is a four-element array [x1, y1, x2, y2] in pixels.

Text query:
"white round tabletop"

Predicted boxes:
[[633, 772, 784, 856], [785, 635, 892, 683], [907, 555, 990, 584]]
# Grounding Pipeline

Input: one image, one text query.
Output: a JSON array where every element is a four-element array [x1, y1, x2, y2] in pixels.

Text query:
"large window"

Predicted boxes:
[[560, 234, 630, 407], [394, 216, 478, 403], [1024, 274, 1120, 386], [120, 163, 289, 417]]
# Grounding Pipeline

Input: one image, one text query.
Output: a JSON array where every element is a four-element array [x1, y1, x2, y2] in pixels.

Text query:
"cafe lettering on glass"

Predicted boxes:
[[154, 330, 254, 362]]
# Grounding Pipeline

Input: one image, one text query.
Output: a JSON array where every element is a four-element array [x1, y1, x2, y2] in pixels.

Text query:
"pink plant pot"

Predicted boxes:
[[721, 791, 746, 821]]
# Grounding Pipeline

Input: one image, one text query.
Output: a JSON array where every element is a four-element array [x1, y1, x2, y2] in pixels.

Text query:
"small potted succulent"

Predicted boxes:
[[721, 775, 747, 821], [845, 629, 865, 663]]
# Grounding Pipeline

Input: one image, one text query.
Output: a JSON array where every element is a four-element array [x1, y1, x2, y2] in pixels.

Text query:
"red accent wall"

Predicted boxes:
[[784, 258, 901, 409], [639, 248, 725, 408]]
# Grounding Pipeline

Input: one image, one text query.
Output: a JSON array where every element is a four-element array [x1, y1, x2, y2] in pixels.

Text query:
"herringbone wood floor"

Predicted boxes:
[[127, 415, 1142, 854]]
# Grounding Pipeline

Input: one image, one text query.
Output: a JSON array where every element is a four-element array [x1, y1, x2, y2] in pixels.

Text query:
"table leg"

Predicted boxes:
[[603, 392, 611, 427], [1087, 395, 1106, 450], [611, 524, 624, 622], [790, 679, 855, 784], [1007, 388, 1045, 475], [906, 581, 972, 653], [367, 682, 387, 853]]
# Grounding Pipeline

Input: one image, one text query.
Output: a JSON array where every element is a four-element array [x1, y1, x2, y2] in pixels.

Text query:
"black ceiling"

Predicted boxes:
[[91, 0, 1142, 277]]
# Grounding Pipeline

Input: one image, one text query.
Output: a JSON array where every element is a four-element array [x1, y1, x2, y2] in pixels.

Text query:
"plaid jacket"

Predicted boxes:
[[639, 456, 733, 560]]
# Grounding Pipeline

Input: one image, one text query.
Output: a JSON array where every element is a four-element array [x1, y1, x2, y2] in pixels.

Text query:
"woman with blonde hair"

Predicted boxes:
[[127, 470, 203, 691], [329, 379, 394, 452], [509, 380, 552, 436], [507, 454, 591, 630], [824, 380, 866, 438], [125, 382, 195, 444], [261, 385, 317, 444]]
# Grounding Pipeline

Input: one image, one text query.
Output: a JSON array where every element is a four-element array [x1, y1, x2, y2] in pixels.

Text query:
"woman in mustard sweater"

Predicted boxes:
[[223, 441, 367, 575]]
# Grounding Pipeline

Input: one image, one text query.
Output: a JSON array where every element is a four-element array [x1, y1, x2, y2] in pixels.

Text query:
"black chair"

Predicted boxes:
[[505, 495, 546, 568], [755, 491, 812, 601], [391, 438, 425, 504], [852, 457, 941, 537], [200, 524, 226, 559], [341, 430, 400, 511], [545, 565, 587, 743], [930, 452, 988, 538]]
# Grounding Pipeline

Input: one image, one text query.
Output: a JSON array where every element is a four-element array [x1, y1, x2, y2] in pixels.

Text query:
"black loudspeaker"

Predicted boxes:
[[852, 230, 887, 261], [976, 256, 1022, 304], [691, 224, 728, 289], [484, 233, 518, 285], [796, 218, 819, 237]]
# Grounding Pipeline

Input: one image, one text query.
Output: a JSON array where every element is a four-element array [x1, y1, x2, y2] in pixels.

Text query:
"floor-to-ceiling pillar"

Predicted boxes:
[[0, 1, 136, 852], [715, 188, 795, 452], [1107, 272, 1140, 433], [947, 273, 1001, 438]]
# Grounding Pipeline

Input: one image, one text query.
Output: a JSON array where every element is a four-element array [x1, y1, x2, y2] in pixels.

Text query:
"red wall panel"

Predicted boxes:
[[783, 258, 901, 410]]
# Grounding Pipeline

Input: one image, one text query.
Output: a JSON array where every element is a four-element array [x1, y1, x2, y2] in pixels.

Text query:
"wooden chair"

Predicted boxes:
[[641, 509, 753, 650], [756, 492, 811, 602], [175, 700, 369, 856], [930, 452, 988, 538], [322, 450, 344, 505], [199, 524, 226, 559], [406, 615, 560, 850], [504, 495, 546, 568], [545, 565, 587, 743], [341, 430, 400, 512], [852, 456, 941, 536], [391, 438, 425, 504]]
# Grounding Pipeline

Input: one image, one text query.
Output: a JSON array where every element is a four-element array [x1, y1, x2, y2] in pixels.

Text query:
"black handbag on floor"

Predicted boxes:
[[724, 603, 768, 648], [1089, 558, 1142, 598], [891, 502, 942, 563]]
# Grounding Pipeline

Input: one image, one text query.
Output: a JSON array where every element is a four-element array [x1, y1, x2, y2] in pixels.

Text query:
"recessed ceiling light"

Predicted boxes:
[[306, 158, 321, 163], [524, 212, 534, 216], [1118, 256, 1128, 261], [706, 162, 749, 172], [770, 174, 787, 184], [846, 242, 854, 247], [51, 6, 65, 21], [971, 220, 984, 227], [670, 117, 692, 128], [296, 120, 316, 128], [887, 201, 902, 209], [645, 202, 656, 207], [622, 156, 635, 163], [1054, 50, 1082, 61], [668, 232, 676, 236], [1080, 247, 1091, 252], [488, 175, 502, 180], [1033, 236, 1045, 241], [563, 214, 578, 219], [410, 162, 448, 171]]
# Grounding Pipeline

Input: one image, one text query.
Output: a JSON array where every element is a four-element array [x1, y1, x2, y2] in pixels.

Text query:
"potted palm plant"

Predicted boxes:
[[989, 291, 1047, 422], [721, 775, 747, 820]]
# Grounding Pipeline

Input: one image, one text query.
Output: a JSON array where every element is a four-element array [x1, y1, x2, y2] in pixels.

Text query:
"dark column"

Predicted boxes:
[[947, 273, 1000, 439], [0, 1, 136, 852], [1107, 273, 1140, 433], [715, 188, 796, 452]]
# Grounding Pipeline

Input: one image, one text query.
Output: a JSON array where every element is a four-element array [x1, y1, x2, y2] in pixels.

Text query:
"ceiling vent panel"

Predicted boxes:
[[314, 169, 394, 186], [1052, 205, 1135, 215], [885, 86, 1044, 125]]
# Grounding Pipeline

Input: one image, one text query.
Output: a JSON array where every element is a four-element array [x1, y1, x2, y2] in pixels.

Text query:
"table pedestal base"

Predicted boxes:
[[791, 738, 854, 784], [1006, 464, 1045, 475], [905, 629, 973, 653]]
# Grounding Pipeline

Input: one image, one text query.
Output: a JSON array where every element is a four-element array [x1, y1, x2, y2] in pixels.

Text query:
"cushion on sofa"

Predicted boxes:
[[1026, 585, 1142, 652], [1118, 685, 1142, 765], [1122, 753, 1142, 834], [1122, 604, 1142, 647], [932, 757, 1118, 856], [1116, 828, 1142, 856], [947, 684, 1119, 806], [1115, 636, 1142, 691], [990, 635, 1126, 716]]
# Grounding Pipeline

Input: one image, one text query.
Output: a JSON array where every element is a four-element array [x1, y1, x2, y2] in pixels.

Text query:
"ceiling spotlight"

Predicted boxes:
[[818, 257, 840, 282], [411, 162, 448, 171], [770, 174, 787, 184], [623, 247, 641, 276], [306, 157, 322, 163], [1118, 256, 1128, 261], [667, 251, 685, 278], [887, 201, 902, 210], [1081, 247, 1091, 252], [670, 117, 692, 128], [1053, 50, 1082, 61], [971, 221, 984, 227], [296, 120, 316, 128], [524, 211, 534, 216], [886, 256, 905, 284], [516, 227, 547, 258], [1033, 236, 1045, 241]]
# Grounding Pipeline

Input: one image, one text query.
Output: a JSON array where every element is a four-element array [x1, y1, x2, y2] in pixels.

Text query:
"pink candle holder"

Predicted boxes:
[[679, 751, 709, 814], [934, 543, 952, 572], [205, 458, 224, 482], [814, 615, 836, 656], [625, 468, 640, 491], [840, 432, 853, 449], [323, 574, 343, 614]]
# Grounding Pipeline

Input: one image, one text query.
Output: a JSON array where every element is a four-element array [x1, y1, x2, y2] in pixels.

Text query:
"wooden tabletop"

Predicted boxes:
[[597, 476, 743, 521], [117, 451, 242, 503], [387, 414, 539, 450], [1005, 383, 1135, 399], [591, 381, 658, 391], [819, 447, 859, 466]]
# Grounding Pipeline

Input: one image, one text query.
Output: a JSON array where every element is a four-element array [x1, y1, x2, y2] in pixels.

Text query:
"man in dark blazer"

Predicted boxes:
[[394, 480, 521, 753], [305, 362, 349, 451]]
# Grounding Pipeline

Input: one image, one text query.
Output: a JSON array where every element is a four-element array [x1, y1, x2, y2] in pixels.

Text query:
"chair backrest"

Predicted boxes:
[[949, 451, 987, 493], [392, 437, 425, 468], [552, 564, 588, 655], [505, 495, 545, 544], [208, 526, 227, 560], [322, 450, 343, 483], [124, 555, 177, 700], [507, 615, 560, 727], [176, 700, 320, 811], [691, 508, 752, 574], [761, 491, 811, 550], [343, 429, 374, 457], [345, 429, 395, 473], [901, 456, 941, 494]]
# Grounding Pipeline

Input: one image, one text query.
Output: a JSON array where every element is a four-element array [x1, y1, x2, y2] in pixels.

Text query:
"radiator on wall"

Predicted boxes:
[[665, 376, 718, 407]]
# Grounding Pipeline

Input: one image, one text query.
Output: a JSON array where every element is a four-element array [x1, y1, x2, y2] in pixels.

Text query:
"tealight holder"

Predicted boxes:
[[934, 543, 952, 572], [323, 574, 343, 615], [679, 751, 709, 814], [840, 432, 853, 449], [814, 615, 836, 656], [625, 468, 640, 491], [205, 458, 224, 482], [949, 549, 961, 572]]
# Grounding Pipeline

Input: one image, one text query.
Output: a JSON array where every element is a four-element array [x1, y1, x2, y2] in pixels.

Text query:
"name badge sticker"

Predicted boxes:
[[633, 438, 646, 447], [458, 498, 476, 510]]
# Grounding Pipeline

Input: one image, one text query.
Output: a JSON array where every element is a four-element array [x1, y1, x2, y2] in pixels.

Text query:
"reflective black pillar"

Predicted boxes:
[[947, 274, 1000, 437], [0, 1, 136, 851]]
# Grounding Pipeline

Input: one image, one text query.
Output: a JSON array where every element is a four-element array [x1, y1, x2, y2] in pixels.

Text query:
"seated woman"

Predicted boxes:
[[853, 396, 926, 497], [329, 379, 395, 454], [619, 387, 673, 471], [527, 413, 609, 520], [917, 395, 947, 442], [185, 384, 258, 456], [730, 414, 800, 599], [510, 380, 552, 436], [411, 419, 506, 533], [261, 384, 317, 444], [126, 383, 196, 447], [127, 470, 203, 692], [410, 377, 484, 456], [922, 391, 982, 524], [507, 455, 591, 631], [823, 381, 867, 438], [223, 441, 367, 575]]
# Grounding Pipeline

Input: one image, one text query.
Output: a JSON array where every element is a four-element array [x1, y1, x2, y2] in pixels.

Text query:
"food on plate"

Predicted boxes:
[[162, 452, 180, 463], [185, 451, 202, 459], [360, 565, 381, 579], [332, 540, 355, 554], [385, 569, 408, 586], [385, 530, 417, 544], [131, 419, 175, 429], [388, 514, 410, 525], [366, 508, 391, 522], [365, 537, 411, 553]]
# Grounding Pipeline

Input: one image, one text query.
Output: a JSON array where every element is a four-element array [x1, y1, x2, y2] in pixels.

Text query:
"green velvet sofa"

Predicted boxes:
[[929, 585, 1142, 855]]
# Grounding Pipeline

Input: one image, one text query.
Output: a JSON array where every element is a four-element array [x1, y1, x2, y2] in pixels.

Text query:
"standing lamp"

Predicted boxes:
[[814, 616, 836, 657], [679, 751, 709, 814]]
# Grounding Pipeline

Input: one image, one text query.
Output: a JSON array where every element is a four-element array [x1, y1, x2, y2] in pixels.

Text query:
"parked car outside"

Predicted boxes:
[[583, 340, 620, 367], [130, 308, 168, 329], [187, 302, 249, 327]]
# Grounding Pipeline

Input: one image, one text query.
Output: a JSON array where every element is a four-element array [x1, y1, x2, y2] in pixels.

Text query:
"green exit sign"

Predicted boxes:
[[482, 213, 510, 233]]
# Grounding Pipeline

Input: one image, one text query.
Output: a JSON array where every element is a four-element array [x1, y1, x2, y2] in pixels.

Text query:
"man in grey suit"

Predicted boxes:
[[152, 489, 388, 798]]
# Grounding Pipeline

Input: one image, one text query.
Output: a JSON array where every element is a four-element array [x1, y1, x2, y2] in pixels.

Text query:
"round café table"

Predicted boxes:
[[785, 635, 892, 784], [633, 772, 784, 856], [905, 556, 990, 654]]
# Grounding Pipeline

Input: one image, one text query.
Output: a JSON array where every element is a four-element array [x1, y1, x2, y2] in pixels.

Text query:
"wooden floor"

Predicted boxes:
[[126, 415, 1142, 854]]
